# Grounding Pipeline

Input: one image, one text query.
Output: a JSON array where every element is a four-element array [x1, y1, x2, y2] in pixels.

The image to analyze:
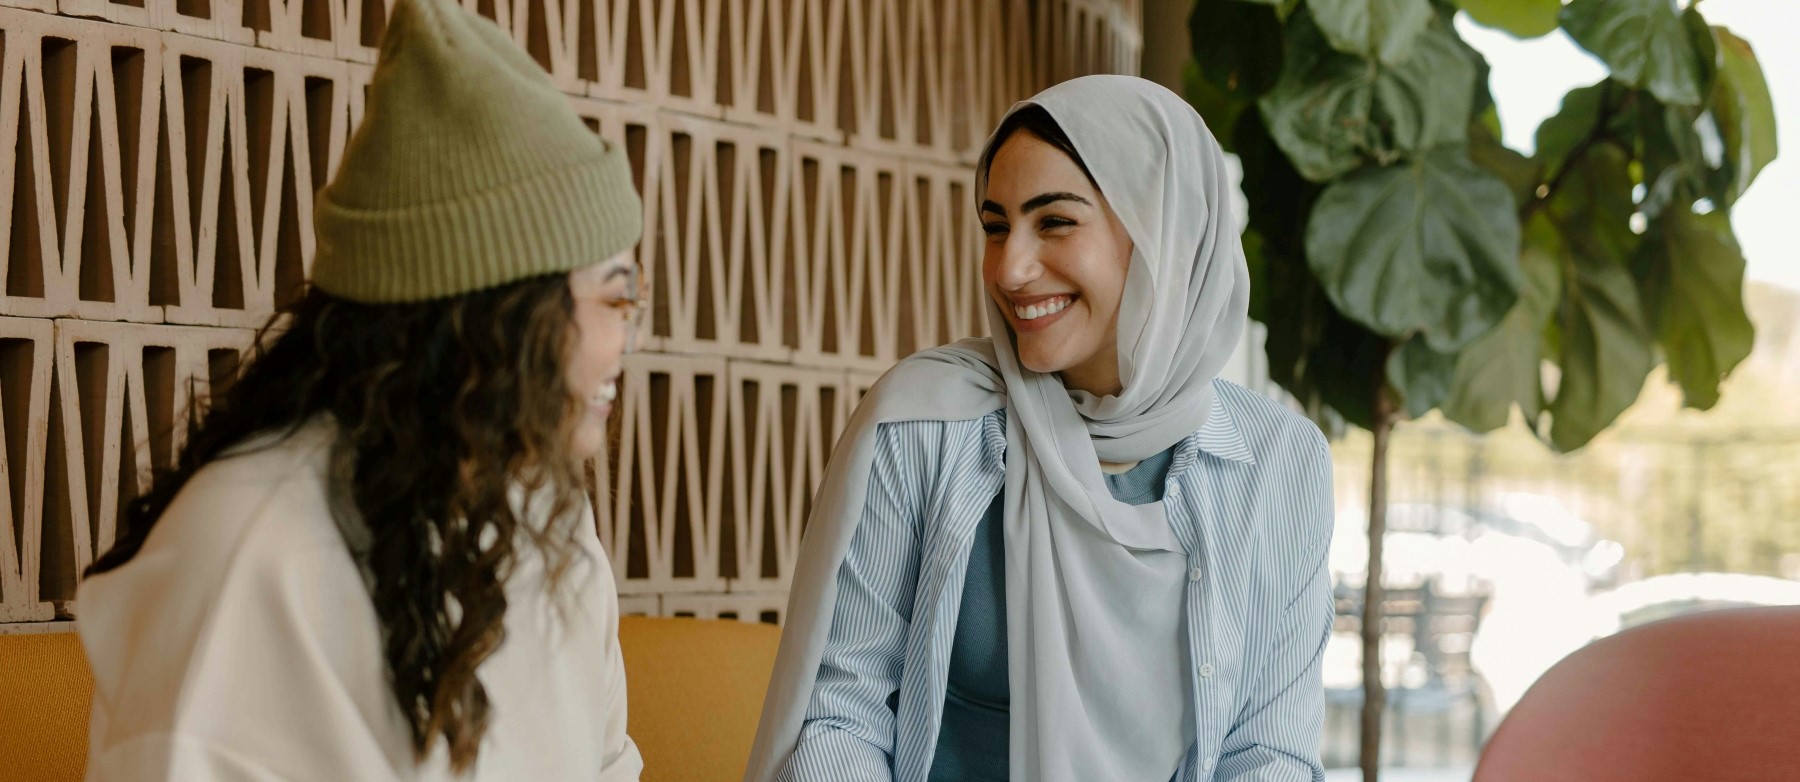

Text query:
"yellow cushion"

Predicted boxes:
[[0, 617, 778, 782], [618, 616, 781, 782], [0, 631, 93, 782]]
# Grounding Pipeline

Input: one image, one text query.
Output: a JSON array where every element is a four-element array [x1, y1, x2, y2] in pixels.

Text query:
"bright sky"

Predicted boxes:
[[1457, 0, 1800, 291]]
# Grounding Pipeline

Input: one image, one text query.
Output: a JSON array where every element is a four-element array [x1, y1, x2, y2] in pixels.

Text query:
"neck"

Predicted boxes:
[[1057, 342, 1122, 396], [1059, 367, 1121, 397], [1098, 459, 1140, 474]]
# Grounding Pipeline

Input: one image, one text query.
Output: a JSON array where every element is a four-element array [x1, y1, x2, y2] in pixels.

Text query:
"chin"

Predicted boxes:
[[1015, 342, 1073, 376], [570, 422, 606, 460]]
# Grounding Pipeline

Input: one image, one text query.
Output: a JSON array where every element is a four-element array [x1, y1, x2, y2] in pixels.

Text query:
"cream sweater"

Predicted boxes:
[[77, 419, 642, 781]]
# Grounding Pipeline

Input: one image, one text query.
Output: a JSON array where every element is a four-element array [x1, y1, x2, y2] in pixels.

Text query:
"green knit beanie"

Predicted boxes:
[[310, 0, 641, 303]]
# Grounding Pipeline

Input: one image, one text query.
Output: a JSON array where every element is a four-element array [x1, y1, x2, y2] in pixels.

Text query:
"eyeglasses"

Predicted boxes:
[[605, 294, 651, 350]]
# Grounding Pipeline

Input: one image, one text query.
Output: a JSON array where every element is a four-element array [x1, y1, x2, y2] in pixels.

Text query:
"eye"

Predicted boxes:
[[982, 222, 1010, 237], [1039, 215, 1076, 231]]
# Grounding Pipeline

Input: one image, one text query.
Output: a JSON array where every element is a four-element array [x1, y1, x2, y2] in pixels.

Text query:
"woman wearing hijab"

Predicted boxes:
[[745, 75, 1334, 782], [75, 0, 645, 778]]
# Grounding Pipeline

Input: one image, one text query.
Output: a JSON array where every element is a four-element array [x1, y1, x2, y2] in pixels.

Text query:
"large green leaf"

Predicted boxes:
[[1549, 142, 1640, 275], [1710, 26, 1779, 202], [1533, 81, 1637, 175], [1442, 213, 1562, 432], [1636, 9, 1728, 216], [1368, 18, 1478, 155], [1634, 208, 1755, 410], [1189, 0, 1286, 100], [1305, 147, 1523, 352], [1561, 0, 1707, 107], [1386, 336, 1458, 419], [1535, 84, 1604, 169], [1546, 255, 1654, 452], [1638, 96, 1710, 219], [1635, 15, 1775, 215], [1310, 0, 1434, 65], [1259, 14, 1475, 181], [1541, 145, 1654, 452], [1455, 0, 1560, 39]]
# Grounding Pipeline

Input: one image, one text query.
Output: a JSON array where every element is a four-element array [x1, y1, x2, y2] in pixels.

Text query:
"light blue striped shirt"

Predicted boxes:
[[778, 380, 1335, 782]]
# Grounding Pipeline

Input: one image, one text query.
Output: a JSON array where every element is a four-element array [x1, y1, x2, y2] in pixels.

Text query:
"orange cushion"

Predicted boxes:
[[618, 616, 781, 782], [0, 616, 779, 782], [1475, 606, 1800, 782], [0, 630, 93, 782]]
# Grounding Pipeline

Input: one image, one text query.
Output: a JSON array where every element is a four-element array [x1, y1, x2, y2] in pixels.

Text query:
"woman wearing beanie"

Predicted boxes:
[[746, 76, 1334, 782], [75, 0, 645, 778]]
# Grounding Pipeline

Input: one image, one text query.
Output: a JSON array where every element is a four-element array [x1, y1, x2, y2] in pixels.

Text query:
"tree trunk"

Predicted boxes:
[[1360, 385, 1398, 781]]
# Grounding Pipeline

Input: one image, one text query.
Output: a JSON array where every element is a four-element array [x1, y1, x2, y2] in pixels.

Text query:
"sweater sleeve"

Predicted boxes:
[[596, 549, 645, 782]]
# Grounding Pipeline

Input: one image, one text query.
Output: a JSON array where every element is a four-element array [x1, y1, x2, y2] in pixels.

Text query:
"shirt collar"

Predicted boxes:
[[1190, 394, 1256, 465]]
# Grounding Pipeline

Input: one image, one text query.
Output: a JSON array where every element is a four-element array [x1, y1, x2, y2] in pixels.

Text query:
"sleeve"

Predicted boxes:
[[586, 501, 644, 782], [1215, 429, 1334, 782], [598, 631, 645, 781], [776, 423, 928, 782]]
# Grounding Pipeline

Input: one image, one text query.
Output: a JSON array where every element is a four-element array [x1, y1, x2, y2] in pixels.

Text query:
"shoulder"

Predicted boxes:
[[872, 409, 1005, 475], [162, 418, 347, 561], [1209, 381, 1334, 549], [79, 419, 380, 744], [79, 418, 362, 645], [859, 339, 1004, 421], [1212, 379, 1330, 470]]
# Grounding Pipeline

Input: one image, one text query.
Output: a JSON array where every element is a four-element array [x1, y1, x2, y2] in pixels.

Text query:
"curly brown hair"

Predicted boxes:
[[86, 273, 593, 772]]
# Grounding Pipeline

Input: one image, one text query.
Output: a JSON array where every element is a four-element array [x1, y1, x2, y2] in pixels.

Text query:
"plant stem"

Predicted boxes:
[[1361, 376, 1398, 781]]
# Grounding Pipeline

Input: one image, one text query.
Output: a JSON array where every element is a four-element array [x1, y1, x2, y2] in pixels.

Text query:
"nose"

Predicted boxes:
[[992, 234, 1043, 293]]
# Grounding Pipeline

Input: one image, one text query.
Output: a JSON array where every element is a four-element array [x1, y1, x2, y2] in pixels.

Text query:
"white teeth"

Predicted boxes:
[[591, 381, 618, 405], [1013, 296, 1071, 321]]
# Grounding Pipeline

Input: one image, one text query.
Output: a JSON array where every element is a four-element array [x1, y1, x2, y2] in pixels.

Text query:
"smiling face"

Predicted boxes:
[[565, 250, 639, 458], [981, 130, 1135, 397]]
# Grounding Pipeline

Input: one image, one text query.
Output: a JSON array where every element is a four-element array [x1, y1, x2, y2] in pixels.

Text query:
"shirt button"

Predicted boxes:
[[1200, 663, 1215, 678], [1203, 757, 1216, 772], [1188, 566, 1203, 582]]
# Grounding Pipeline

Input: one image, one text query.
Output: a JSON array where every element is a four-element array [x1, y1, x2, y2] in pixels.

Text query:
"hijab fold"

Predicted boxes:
[[744, 75, 1250, 781]]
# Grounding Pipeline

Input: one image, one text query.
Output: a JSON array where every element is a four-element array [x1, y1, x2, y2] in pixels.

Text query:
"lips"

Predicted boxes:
[[1005, 293, 1078, 333], [1013, 294, 1073, 321], [587, 374, 620, 417]]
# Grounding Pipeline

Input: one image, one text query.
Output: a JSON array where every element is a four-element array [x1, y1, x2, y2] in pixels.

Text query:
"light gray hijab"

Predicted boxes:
[[744, 74, 1249, 781]]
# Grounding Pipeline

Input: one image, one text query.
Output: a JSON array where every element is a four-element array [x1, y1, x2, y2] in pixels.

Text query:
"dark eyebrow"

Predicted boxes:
[[593, 263, 639, 296], [980, 192, 1092, 219], [1022, 192, 1091, 213]]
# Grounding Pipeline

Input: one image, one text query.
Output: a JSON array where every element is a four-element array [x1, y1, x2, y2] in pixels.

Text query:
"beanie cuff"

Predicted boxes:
[[310, 149, 642, 303]]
